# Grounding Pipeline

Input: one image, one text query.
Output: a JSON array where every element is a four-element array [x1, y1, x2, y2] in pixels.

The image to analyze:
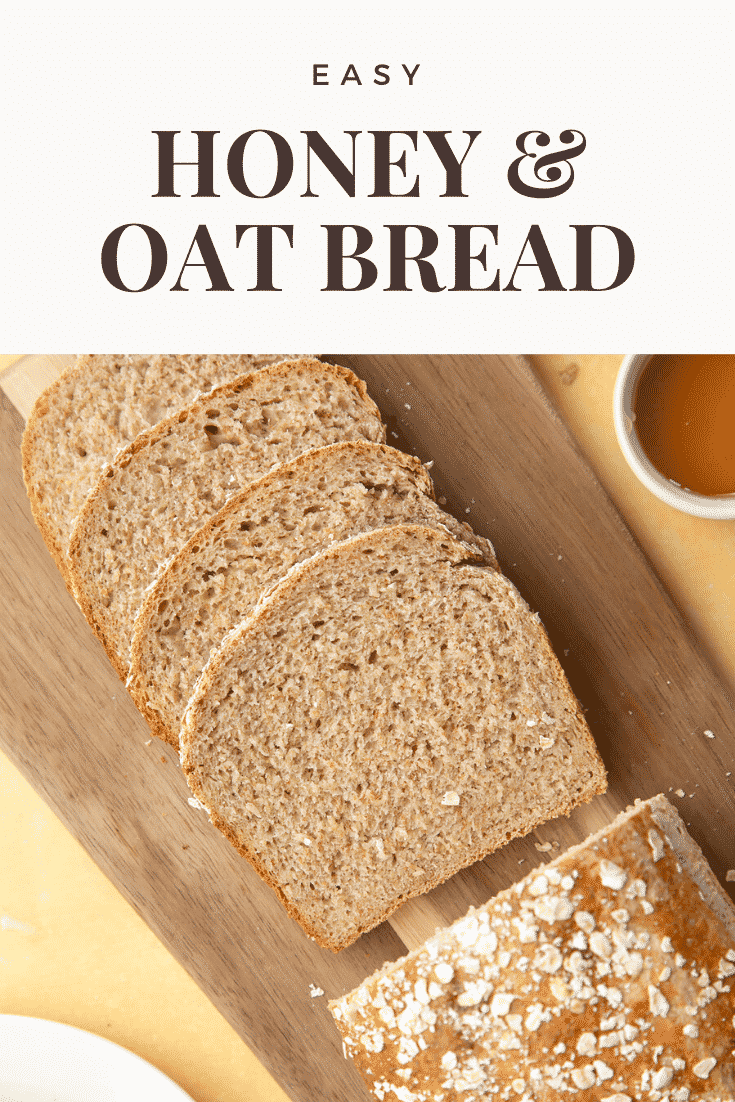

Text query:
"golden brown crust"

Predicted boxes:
[[140, 701, 179, 747], [64, 564, 130, 682]]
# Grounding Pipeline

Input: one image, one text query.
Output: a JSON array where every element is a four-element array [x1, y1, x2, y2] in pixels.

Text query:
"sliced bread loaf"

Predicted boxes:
[[181, 523, 606, 952], [67, 359, 384, 679], [331, 794, 735, 1101], [22, 353, 304, 581], [128, 441, 498, 748]]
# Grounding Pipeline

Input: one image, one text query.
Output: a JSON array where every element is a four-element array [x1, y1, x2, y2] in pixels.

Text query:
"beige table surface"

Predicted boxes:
[[1, 353, 733, 1102]]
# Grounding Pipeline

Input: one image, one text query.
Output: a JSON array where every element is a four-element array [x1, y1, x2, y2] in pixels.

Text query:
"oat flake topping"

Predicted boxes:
[[330, 797, 735, 1102]]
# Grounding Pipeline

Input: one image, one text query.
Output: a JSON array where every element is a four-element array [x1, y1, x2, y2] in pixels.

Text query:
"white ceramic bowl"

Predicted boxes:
[[613, 354, 735, 519]]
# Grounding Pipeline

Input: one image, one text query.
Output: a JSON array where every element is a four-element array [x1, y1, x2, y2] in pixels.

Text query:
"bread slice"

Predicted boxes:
[[128, 441, 498, 749], [180, 523, 606, 952], [330, 794, 735, 1102], [67, 359, 384, 679], [21, 353, 304, 582]]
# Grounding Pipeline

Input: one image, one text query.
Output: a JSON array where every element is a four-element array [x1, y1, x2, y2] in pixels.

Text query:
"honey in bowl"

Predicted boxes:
[[633, 355, 735, 496]]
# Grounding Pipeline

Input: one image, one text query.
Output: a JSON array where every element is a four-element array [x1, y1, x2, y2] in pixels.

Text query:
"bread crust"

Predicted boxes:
[[181, 524, 606, 952]]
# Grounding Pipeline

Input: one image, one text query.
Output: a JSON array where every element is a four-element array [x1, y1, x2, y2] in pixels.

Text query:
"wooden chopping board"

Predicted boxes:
[[1, 354, 734, 1102]]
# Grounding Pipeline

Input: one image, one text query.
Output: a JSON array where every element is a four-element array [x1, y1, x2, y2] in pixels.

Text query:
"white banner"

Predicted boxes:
[[3, 9, 733, 350]]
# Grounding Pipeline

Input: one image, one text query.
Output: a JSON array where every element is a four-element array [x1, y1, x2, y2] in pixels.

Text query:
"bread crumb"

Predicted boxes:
[[704, 729, 715, 738], [404, 403, 411, 410], [675, 789, 685, 798], [309, 984, 325, 998], [144, 739, 152, 746], [726, 870, 735, 882], [534, 841, 552, 853]]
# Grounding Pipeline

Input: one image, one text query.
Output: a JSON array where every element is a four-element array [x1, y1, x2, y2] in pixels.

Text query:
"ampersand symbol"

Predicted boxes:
[[507, 130, 587, 198]]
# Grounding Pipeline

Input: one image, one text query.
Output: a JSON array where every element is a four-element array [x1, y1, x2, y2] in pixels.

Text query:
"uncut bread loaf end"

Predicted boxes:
[[181, 523, 606, 952], [21, 353, 303, 583], [330, 794, 735, 1102], [128, 441, 498, 748], [67, 358, 384, 679]]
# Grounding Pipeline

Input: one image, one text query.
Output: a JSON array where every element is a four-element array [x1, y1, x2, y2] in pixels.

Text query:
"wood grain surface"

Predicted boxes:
[[1, 355, 734, 1102]]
